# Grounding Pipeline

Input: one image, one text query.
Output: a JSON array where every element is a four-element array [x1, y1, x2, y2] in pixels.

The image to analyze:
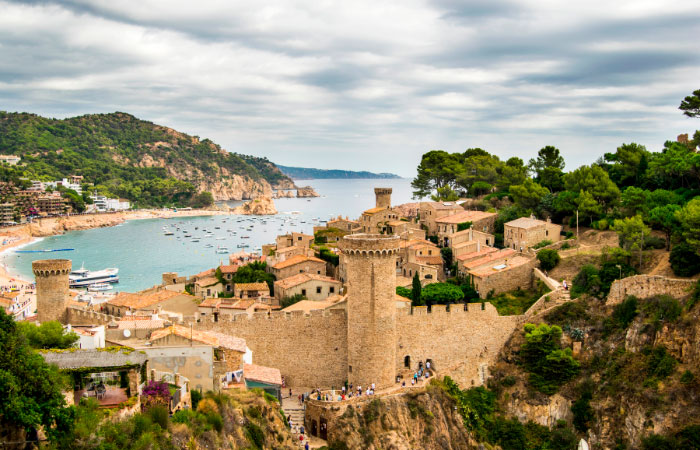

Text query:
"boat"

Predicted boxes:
[[237, 244, 249, 248], [69, 267, 119, 288], [204, 244, 214, 248], [191, 238, 200, 242], [164, 231, 174, 236], [16, 248, 75, 253], [216, 245, 229, 254], [88, 283, 113, 292], [241, 236, 250, 239], [184, 234, 192, 237], [216, 237, 226, 240]]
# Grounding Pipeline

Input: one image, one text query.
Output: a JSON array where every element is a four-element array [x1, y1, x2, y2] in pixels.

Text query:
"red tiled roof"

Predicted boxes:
[[436, 210, 496, 224], [244, 363, 282, 386], [456, 246, 498, 261], [272, 254, 325, 270], [274, 272, 341, 290], [505, 217, 547, 229], [463, 249, 516, 270]]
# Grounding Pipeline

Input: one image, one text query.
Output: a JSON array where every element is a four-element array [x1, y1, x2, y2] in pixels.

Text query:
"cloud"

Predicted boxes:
[[1, 0, 699, 176]]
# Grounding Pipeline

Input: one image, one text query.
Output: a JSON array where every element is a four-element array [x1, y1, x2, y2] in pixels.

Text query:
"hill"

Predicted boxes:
[[277, 164, 401, 180], [0, 111, 295, 207]]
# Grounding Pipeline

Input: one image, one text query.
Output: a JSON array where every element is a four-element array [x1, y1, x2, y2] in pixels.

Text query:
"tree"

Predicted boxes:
[[677, 198, 700, 249], [621, 186, 650, 216], [190, 191, 214, 208], [564, 165, 621, 210], [232, 262, 276, 294], [420, 282, 464, 305], [510, 179, 549, 211], [411, 272, 422, 306], [575, 190, 602, 225], [455, 150, 503, 196], [603, 143, 650, 187], [679, 88, 700, 118], [520, 323, 579, 394], [0, 309, 74, 443], [648, 205, 681, 250], [537, 249, 560, 271], [670, 243, 700, 277], [412, 150, 461, 198], [496, 157, 527, 192], [431, 185, 460, 201], [281, 293, 306, 308], [612, 215, 651, 254], [648, 141, 700, 190], [17, 321, 78, 349], [529, 146, 565, 175]]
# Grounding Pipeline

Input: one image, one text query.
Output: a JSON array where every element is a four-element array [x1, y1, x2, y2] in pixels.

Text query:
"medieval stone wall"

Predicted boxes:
[[65, 307, 117, 326], [607, 275, 696, 305], [395, 302, 520, 387], [194, 309, 348, 387]]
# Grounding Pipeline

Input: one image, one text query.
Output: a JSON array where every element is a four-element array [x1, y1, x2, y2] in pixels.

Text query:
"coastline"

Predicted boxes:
[[0, 208, 226, 286]]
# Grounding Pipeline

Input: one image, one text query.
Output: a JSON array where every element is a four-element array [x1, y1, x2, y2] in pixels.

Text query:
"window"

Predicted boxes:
[[425, 274, 433, 279], [546, 230, 549, 236], [316, 286, 322, 294], [207, 289, 211, 296], [317, 270, 321, 274], [301, 289, 306, 296], [330, 287, 335, 293]]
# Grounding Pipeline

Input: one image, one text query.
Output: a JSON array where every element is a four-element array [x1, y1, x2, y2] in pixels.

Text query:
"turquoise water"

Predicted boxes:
[[2, 179, 416, 292]]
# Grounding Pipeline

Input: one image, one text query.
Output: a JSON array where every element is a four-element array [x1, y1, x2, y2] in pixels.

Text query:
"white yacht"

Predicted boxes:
[[216, 245, 229, 254], [69, 267, 119, 288]]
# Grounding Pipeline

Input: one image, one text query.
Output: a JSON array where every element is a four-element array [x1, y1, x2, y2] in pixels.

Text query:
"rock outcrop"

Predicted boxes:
[[232, 197, 278, 215], [273, 190, 296, 199], [296, 186, 319, 198]]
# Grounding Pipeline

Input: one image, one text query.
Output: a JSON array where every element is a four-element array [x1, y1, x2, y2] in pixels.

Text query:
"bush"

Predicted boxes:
[[611, 296, 639, 330], [571, 392, 594, 433], [644, 235, 666, 249], [520, 324, 580, 394], [642, 295, 682, 330], [670, 243, 700, 277], [245, 422, 265, 448], [190, 389, 202, 410], [646, 346, 677, 380], [681, 370, 695, 384], [544, 301, 590, 326], [147, 405, 169, 429], [537, 249, 560, 271], [396, 286, 411, 299], [571, 265, 602, 298], [206, 412, 223, 432], [420, 282, 465, 305], [533, 239, 553, 249]]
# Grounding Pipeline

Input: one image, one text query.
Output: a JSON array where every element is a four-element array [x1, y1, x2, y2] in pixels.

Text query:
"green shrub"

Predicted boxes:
[[396, 286, 411, 299], [611, 296, 639, 329], [571, 392, 594, 433], [420, 282, 464, 305], [190, 389, 202, 410], [537, 249, 560, 271], [363, 399, 382, 423], [646, 346, 677, 380], [644, 235, 666, 249], [680, 370, 695, 384], [571, 265, 602, 298], [544, 301, 590, 326], [501, 376, 517, 387], [642, 295, 682, 330], [670, 243, 700, 277], [245, 422, 265, 449], [687, 281, 700, 311], [533, 239, 553, 249], [146, 405, 169, 430], [520, 324, 580, 394], [206, 412, 223, 432]]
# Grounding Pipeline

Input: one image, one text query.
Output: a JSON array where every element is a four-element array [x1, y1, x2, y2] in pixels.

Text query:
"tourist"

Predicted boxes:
[[305, 442, 310, 450], [402, 380, 406, 387], [371, 382, 375, 391], [300, 425, 305, 435], [411, 377, 415, 386], [414, 372, 418, 383], [563, 280, 568, 290], [289, 388, 292, 398], [426, 361, 431, 371]]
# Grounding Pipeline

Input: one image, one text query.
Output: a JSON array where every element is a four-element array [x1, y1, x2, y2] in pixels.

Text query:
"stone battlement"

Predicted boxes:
[[339, 233, 400, 255], [66, 306, 118, 325], [203, 307, 347, 323], [397, 301, 499, 317], [32, 259, 72, 276], [607, 275, 696, 305]]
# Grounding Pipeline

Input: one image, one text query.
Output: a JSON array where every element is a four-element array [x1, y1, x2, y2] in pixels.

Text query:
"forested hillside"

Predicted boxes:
[[277, 164, 401, 179], [0, 112, 294, 207]]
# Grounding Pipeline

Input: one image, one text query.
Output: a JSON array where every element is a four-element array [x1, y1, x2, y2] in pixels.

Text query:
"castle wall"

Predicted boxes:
[[65, 307, 118, 326], [395, 302, 519, 387], [194, 309, 348, 387], [607, 275, 696, 305]]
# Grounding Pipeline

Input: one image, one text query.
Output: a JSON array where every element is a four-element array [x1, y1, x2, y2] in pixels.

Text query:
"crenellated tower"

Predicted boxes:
[[32, 259, 72, 323], [339, 234, 400, 390], [374, 187, 392, 209]]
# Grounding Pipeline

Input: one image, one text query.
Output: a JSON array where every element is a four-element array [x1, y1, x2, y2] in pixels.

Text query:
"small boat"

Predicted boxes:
[[204, 244, 214, 248], [237, 244, 249, 248], [216, 237, 226, 240], [164, 231, 174, 236], [215, 227, 220, 229], [241, 236, 250, 239], [184, 234, 192, 237], [191, 238, 200, 242], [88, 283, 113, 292], [216, 245, 229, 254]]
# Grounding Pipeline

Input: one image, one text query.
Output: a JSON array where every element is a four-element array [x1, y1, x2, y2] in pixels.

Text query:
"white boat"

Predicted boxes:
[[191, 238, 200, 242], [216, 245, 229, 254], [69, 267, 119, 288], [164, 231, 174, 236], [216, 237, 226, 240], [88, 283, 113, 292]]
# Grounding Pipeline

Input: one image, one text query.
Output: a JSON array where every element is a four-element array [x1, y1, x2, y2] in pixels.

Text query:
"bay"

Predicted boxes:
[[1, 178, 416, 292]]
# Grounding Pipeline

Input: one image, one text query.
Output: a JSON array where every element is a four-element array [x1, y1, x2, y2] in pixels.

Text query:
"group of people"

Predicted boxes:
[[398, 360, 432, 387]]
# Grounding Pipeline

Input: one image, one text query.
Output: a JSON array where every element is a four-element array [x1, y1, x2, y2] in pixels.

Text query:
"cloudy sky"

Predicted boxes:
[[1, 0, 699, 176]]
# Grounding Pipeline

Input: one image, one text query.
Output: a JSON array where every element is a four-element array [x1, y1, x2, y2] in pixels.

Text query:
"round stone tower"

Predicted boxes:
[[374, 187, 392, 209], [32, 259, 72, 323], [339, 234, 400, 390]]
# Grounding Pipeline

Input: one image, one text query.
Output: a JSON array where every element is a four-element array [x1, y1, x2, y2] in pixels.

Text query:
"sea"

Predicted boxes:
[[1, 178, 417, 292]]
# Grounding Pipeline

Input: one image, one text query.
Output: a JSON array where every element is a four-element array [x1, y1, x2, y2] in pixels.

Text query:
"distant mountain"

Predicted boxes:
[[277, 165, 402, 180]]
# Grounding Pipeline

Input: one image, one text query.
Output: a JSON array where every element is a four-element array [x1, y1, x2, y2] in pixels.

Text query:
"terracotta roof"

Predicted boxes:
[[275, 273, 341, 290], [436, 210, 496, 224], [505, 217, 547, 229], [0, 298, 12, 308], [277, 246, 303, 254], [221, 299, 255, 310], [387, 220, 406, 226], [453, 241, 477, 250], [194, 268, 215, 279], [463, 249, 516, 270], [423, 202, 462, 210], [362, 206, 388, 215], [398, 239, 435, 249], [244, 363, 282, 386], [199, 297, 221, 308], [470, 255, 533, 277], [117, 319, 165, 330], [235, 282, 269, 292], [108, 290, 188, 310], [272, 254, 325, 270], [281, 299, 335, 313], [456, 246, 498, 261], [328, 218, 359, 225], [219, 265, 238, 274], [195, 276, 220, 287], [150, 325, 247, 352], [415, 256, 444, 265]]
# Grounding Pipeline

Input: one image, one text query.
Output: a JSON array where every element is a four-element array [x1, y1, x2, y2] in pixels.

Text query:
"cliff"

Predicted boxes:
[[488, 278, 700, 449], [232, 197, 278, 215], [296, 186, 319, 198], [0, 111, 295, 205], [325, 384, 477, 450]]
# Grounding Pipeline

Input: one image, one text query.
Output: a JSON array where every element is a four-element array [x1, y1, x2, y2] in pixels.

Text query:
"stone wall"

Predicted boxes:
[[472, 257, 536, 299], [194, 309, 348, 387], [607, 275, 696, 305], [33, 259, 71, 323], [395, 303, 520, 387], [143, 345, 214, 392], [65, 306, 117, 326]]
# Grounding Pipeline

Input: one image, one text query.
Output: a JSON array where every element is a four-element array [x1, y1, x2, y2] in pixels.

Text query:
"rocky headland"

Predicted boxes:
[[231, 197, 278, 215]]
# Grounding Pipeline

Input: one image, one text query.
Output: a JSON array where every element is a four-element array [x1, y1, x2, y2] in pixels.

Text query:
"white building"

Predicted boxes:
[[45, 178, 82, 194], [66, 324, 106, 349], [91, 195, 130, 211], [0, 155, 21, 165]]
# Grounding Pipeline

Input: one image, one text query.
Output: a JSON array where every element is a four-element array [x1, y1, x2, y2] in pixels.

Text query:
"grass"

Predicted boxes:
[[489, 285, 550, 315]]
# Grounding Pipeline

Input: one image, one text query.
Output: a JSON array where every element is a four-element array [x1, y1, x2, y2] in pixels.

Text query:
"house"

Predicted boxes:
[[67, 324, 105, 349], [395, 239, 443, 283], [0, 154, 21, 165], [326, 216, 361, 233], [268, 254, 326, 280], [105, 290, 199, 317], [266, 245, 315, 267], [41, 348, 147, 407], [467, 254, 536, 298], [274, 273, 342, 303], [435, 210, 497, 247], [280, 296, 346, 313], [360, 207, 402, 233], [233, 282, 270, 299], [194, 276, 224, 299], [504, 217, 562, 251], [276, 232, 313, 249], [456, 247, 499, 275], [385, 220, 426, 240], [418, 201, 464, 236], [219, 265, 238, 282], [243, 363, 283, 402]]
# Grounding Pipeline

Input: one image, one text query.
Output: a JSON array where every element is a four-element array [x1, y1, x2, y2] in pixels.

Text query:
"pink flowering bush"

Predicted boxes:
[[141, 380, 171, 411]]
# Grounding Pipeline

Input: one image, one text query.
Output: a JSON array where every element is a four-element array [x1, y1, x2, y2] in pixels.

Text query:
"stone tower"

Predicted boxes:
[[374, 187, 392, 209], [339, 234, 400, 390], [32, 259, 72, 323]]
